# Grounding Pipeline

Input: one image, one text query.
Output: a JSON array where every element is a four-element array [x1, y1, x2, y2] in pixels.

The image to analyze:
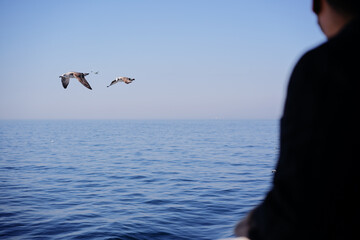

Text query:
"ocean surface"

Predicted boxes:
[[0, 120, 278, 240]]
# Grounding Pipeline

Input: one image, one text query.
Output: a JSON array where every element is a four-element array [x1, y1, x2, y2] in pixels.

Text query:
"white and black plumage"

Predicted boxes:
[[59, 72, 92, 90], [107, 77, 135, 87]]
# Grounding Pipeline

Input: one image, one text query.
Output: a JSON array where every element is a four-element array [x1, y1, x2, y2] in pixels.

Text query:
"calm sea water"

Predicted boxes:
[[0, 120, 278, 240]]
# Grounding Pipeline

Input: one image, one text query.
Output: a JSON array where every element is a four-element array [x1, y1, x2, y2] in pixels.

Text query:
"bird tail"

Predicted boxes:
[[84, 73, 89, 76]]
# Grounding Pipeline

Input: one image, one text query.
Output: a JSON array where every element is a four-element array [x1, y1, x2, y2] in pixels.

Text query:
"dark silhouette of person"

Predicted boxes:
[[235, 0, 360, 239]]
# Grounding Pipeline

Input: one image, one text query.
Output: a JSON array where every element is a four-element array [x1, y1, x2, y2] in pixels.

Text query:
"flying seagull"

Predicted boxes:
[[59, 72, 92, 90], [107, 77, 135, 87]]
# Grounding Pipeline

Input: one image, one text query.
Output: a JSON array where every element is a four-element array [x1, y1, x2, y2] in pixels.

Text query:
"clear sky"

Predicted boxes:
[[0, 0, 324, 120]]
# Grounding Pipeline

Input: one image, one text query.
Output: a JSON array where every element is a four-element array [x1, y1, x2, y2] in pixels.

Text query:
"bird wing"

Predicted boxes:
[[107, 79, 119, 87], [124, 78, 134, 84], [60, 76, 70, 89], [74, 73, 92, 90]]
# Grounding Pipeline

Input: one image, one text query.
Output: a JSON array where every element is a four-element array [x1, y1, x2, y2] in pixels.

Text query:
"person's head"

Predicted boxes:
[[312, 0, 360, 38]]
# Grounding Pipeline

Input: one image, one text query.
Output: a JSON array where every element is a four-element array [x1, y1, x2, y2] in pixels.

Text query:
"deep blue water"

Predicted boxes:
[[0, 120, 278, 240]]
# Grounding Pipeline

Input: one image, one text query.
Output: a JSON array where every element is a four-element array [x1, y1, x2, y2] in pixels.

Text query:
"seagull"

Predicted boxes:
[[91, 70, 99, 75], [59, 72, 92, 90], [107, 77, 135, 87]]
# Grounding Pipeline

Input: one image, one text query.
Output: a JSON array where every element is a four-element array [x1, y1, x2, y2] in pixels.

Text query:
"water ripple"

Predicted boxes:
[[0, 120, 278, 239]]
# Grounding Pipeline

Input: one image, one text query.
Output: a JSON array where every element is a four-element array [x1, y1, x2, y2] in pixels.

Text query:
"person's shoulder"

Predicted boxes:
[[291, 42, 328, 80], [299, 19, 360, 66], [297, 42, 329, 69], [295, 20, 360, 76], [285, 41, 332, 95]]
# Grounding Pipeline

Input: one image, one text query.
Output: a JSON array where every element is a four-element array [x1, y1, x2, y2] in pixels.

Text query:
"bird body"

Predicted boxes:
[[59, 72, 92, 90], [107, 77, 135, 87]]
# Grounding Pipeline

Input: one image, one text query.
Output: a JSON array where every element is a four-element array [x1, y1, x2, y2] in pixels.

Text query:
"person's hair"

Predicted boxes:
[[313, 0, 360, 16], [313, 0, 321, 14]]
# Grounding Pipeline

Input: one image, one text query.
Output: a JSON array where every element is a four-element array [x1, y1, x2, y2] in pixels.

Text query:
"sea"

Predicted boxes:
[[0, 119, 279, 240]]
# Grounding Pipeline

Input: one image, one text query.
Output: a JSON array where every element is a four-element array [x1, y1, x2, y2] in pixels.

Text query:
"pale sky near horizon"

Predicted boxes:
[[0, 0, 325, 120]]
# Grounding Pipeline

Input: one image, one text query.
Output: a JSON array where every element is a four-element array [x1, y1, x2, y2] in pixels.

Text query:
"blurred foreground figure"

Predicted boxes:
[[235, 0, 360, 239]]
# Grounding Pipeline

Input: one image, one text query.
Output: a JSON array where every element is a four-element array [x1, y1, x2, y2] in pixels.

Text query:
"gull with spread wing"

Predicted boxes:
[[59, 72, 92, 90], [107, 77, 135, 87]]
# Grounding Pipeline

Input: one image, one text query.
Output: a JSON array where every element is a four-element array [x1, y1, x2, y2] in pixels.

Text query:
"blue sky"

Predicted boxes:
[[0, 0, 324, 120]]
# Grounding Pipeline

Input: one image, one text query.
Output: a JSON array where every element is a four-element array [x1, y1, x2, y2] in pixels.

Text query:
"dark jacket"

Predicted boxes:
[[249, 18, 360, 240]]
